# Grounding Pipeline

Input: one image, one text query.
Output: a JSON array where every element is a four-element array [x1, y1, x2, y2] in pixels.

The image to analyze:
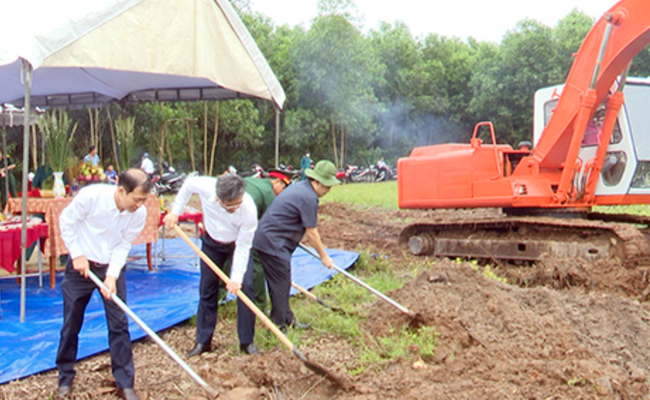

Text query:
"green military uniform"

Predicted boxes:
[[244, 176, 277, 309]]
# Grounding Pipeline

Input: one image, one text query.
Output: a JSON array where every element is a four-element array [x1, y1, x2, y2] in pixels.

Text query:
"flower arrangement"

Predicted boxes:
[[38, 110, 78, 172]]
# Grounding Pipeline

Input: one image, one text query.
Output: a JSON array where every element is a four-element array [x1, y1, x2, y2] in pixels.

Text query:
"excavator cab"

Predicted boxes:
[[534, 77, 650, 202]]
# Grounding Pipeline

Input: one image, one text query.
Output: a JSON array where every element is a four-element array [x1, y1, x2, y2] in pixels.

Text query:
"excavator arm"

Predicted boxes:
[[530, 0, 650, 189]]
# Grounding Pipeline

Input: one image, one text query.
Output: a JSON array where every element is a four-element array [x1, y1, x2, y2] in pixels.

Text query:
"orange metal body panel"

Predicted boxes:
[[398, 144, 558, 208], [398, 0, 650, 211]]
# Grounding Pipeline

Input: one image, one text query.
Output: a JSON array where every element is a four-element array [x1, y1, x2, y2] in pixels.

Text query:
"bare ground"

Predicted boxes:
[[3, 202, 650, 399]]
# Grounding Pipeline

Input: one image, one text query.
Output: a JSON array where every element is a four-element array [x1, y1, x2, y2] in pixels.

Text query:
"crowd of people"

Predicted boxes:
[[53, 152, 341, 400]]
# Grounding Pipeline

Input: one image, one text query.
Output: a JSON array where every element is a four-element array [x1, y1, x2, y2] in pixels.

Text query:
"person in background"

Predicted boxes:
[[0, 148, 17, 209], [140, 153, 155, 177], [56, 169, 152, 400], [253, 160, 340, 333], [106, 165, 118, 185], [376, 157, 388, 173], [300, 151, 312, 181], [163, 173, 258, 357], [83, 145, 100, 167]]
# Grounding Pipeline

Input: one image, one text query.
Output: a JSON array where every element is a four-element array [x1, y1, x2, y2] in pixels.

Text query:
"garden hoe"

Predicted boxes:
[[174, 225, 348, 389], [291, 281, 349, 315], [298, 243, 427, 329], [87, 270, 218, 399]]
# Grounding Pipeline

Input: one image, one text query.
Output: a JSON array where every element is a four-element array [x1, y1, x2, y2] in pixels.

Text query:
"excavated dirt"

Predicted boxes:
[[3, 202, 650, 399]]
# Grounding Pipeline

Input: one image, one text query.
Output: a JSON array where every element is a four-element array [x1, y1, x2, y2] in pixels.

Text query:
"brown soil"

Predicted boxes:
[[3, 202, 650, 399]]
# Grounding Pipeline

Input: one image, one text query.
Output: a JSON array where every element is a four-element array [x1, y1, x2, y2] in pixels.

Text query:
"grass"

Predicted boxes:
[[322, 181, 399, 210], [249, 252, 437, 375], [593, 204, 650, 216], [239, 242, 437, 375]]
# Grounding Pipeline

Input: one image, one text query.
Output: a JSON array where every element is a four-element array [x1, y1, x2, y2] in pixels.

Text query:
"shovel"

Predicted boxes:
[[173, 225, 347, 388], [291, 281, 349, 315], [87, 270, 218, 399], [298, 243, 426, 328]]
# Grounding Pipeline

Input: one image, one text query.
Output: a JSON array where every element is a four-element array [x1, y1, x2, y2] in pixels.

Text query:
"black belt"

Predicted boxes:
[[203, 232, 234, 246], [89, 261, 109, 268]]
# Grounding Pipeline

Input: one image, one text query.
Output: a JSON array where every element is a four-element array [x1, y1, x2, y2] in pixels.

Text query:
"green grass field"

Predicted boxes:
[[321, 181, 399, 210]]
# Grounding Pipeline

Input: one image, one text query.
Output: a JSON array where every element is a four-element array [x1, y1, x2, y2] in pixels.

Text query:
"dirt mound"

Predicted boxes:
[[362, 259, 650, 398], [4, 202, 650, 399]]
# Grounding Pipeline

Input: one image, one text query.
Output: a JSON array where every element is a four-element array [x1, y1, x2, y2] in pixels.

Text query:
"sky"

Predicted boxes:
[[250, 0, 619, 43]]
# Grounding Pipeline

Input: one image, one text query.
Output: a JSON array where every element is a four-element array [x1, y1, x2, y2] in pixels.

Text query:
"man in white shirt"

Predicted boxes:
[[139, 153, 155, 176], [56, 169, 151, 400], [163, 173, 258, 357]]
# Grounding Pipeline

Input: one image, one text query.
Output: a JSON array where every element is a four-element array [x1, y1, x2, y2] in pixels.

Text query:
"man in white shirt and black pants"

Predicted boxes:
[[56, 169, 152, 400], [163, 173, 258, 357]]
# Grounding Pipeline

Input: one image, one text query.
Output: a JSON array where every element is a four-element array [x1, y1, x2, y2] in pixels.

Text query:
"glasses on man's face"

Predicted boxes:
[[218, 198, 243, 211]]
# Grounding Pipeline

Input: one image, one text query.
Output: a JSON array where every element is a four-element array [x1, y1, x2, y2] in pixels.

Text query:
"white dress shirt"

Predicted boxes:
[[59, 184, 147, 277], [171, 175, 257, 284]]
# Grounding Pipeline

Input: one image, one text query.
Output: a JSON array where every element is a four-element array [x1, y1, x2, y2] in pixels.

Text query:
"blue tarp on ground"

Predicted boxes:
[[0, 238, 358, 384]]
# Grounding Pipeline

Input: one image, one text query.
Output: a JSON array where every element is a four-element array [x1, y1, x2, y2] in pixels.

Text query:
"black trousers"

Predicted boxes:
[[237, 254, 256, 345], [257, 250, 294, 328], [220, 251, 258, 345], [195, 234, 233, 346], [56, 260, 134, 389]]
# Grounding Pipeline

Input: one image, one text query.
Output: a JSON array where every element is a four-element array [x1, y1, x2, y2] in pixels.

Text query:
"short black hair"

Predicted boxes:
[[216, 173, 245, 202], [119, 168, 152, 194], [89, 145, 96, 152]]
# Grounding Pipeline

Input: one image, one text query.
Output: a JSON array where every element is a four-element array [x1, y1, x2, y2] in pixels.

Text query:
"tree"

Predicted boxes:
[[468, 19, 558, 145], [552, 9, 595, 83], [295, 11, 380, 166]]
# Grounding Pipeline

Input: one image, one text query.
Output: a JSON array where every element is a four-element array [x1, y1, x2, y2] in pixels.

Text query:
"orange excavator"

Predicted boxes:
[[397, 0, 650, 267]]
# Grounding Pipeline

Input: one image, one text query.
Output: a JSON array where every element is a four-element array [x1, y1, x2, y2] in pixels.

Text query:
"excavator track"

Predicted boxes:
[[399, 214, 650, 268]]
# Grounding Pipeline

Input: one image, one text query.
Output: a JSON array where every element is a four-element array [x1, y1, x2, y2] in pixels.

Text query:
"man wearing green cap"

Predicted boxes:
[[253, 160, 340, 333]]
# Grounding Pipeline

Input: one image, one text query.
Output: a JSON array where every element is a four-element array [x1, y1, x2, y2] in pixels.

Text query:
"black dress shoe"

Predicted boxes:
[[290, 319, 312, 330], [57, 385, 72, 399], [186, 343, 211, 357], [117, 388, 141, 400], [240, 343, 263, 355]]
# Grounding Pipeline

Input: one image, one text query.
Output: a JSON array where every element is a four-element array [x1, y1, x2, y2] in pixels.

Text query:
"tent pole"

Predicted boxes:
[[274, 106, 279, 169], [20, 60, 32, 323], [1, 108, 4, 320], [2, 121, 8, 205]]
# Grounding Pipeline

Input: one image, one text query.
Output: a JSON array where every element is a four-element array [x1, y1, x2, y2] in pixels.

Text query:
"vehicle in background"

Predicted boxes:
[[397, 0, 650, 267]]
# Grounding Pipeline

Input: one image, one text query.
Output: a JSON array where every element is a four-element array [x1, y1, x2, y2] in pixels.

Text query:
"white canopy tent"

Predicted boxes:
[[0, 0, 285, 108], [0, 0, 286, 321]]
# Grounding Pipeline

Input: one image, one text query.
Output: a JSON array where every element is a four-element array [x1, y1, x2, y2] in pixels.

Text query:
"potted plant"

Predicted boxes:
[[38, 110, 77, 197]]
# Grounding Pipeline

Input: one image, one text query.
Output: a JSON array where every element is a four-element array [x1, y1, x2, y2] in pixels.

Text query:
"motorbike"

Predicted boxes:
[[278, 164, 302, 183], [340, 164, 377, 183], [375, 164, 397, 182], [152, 162, 188, 195], [238, 164, 265, 178]]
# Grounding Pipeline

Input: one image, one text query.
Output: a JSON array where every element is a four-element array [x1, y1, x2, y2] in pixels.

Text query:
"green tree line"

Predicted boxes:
[[5, 0, 650, 179]]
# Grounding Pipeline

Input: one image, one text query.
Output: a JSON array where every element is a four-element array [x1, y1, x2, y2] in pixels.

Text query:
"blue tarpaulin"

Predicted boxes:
[[0, 238, 358, 384]]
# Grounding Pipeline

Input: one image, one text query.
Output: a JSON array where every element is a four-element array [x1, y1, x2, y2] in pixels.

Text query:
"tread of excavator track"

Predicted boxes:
[[399, 215, 650, 268]]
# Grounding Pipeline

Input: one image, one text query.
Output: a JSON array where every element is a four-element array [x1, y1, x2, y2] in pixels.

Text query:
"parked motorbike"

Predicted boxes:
[[239, 164, 265, 178], [375, 164, 397, 182], [340, 164, 377, 183], [278, 164, 302, 183], [152, 162, 188, 195]]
